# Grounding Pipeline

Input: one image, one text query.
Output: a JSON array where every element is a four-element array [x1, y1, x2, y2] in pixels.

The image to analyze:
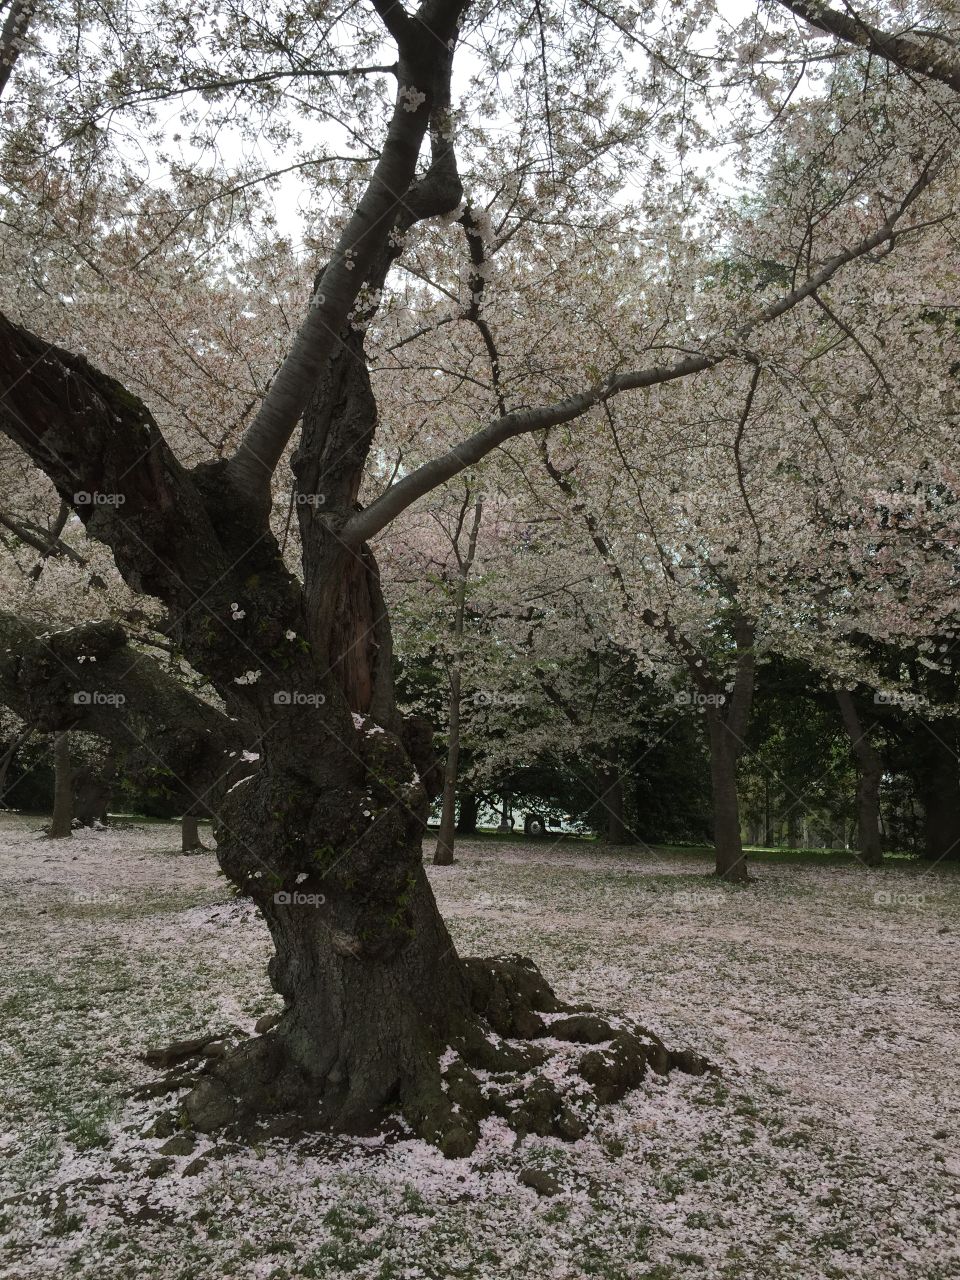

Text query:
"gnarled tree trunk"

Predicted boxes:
[[181, 342, 703, 1146]]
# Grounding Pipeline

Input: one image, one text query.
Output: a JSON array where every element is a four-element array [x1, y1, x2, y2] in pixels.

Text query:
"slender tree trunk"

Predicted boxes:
[[433, 495, 483, 867], [0, 725, 31, 806], [455, 791, 478, 835], [48, 732, 73, 838], [599, 769, 630, 844], [698, 617, 755, 882], [497, 791, 512, 832], [705, 710, 748, 882], [786, 810, 800, 849], [433, 669, 461, 866], [182, 813, 207, 853], [835, 690, 884, 867], [855, 769, 883, 864]]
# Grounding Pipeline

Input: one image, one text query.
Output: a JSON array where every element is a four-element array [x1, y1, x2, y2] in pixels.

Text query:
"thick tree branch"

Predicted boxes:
[[0, 0, 34, 99], [225, 0, 468, 508], [732, 363, 764, 547], [0, 505, 83, 566], [834, 686, 882, 769], [27, 500, 76, 578], [0, 313, 231, 609], [0, 612, 246, 813], [776, 0, 960, 91]]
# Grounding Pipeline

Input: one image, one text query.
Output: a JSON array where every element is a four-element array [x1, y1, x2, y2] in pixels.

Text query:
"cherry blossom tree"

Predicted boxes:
[[1, 0, 958, 1150]]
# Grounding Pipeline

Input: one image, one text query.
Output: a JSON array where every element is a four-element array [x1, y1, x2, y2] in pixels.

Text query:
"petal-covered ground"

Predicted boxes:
[[0, 814, 957, 1279]]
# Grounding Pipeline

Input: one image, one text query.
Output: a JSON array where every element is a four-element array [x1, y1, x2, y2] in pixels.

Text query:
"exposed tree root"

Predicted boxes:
[[142, 955, 712, 1157]]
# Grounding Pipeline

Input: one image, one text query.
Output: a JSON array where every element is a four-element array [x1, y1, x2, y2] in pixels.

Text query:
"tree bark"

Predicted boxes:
[[48, 732, 73, 837], [497, 791, 513, 831], [0, 0, 36, 100], [774, 0, 960, 93], [921, 781, 960, 862], [786, 810, 800, 849], [226, 0, 468, 504], [835, 689, 884, 867]]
